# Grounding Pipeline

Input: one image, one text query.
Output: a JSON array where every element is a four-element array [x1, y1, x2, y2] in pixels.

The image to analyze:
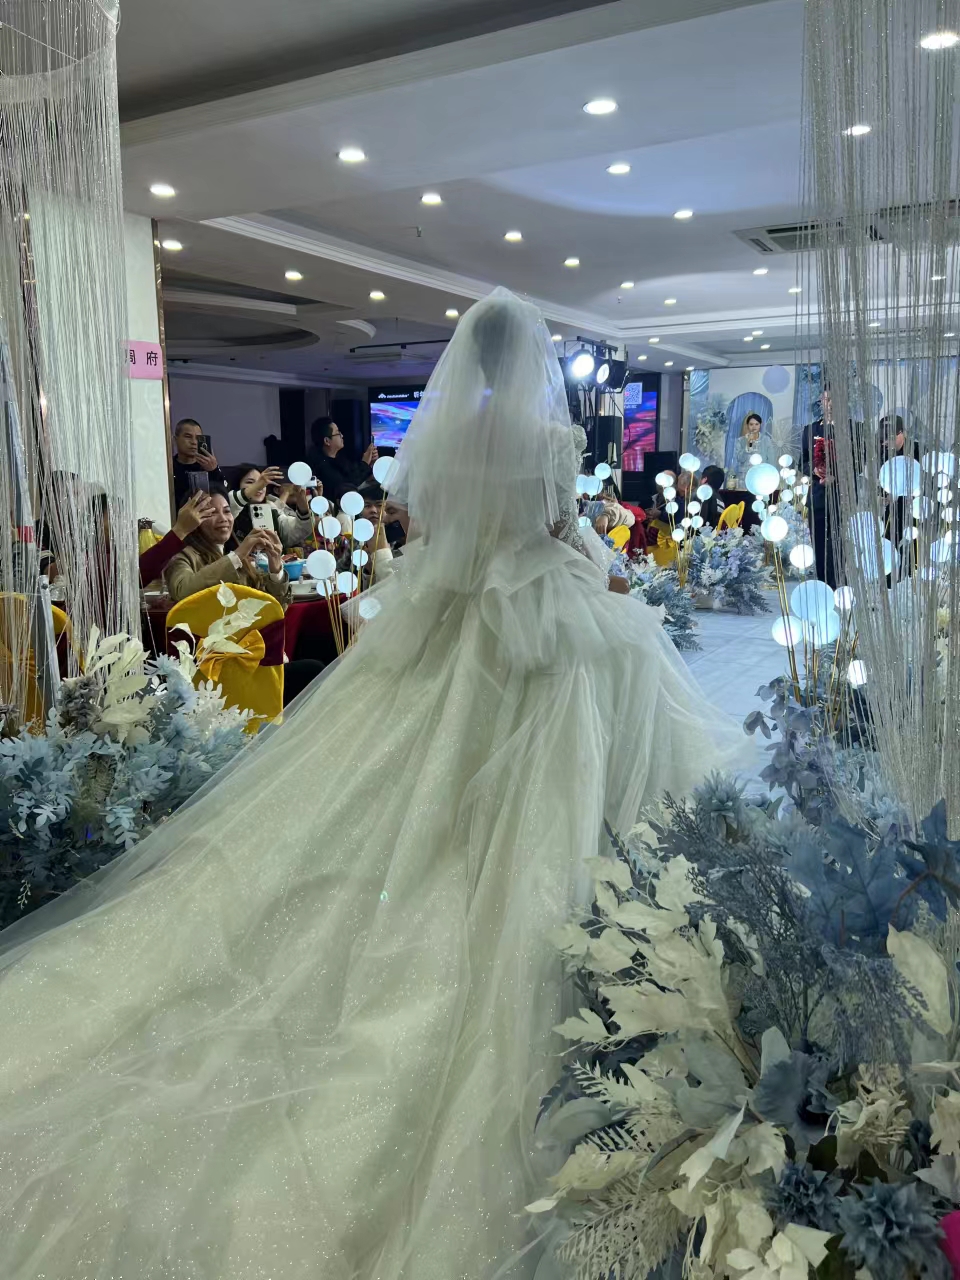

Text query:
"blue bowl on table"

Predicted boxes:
[[284, 560, 304, 582]]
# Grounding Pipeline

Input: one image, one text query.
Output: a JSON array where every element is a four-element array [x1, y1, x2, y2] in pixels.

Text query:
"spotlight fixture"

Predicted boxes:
[[920, 31, 959, 49], [620, 280, 635, 289], [338, 146, 367, 162], [149, 182, 176, 198], [369, 289, 385, 301], [664, 298, 677, 306], [583, 98, 617, 115], [594, 358, 627, 390], [285, 270, 303, 281], [595, 361, 610, 384], [753, 268, 769, 276], [842, 124, 871, 137], [504, 230, 522, 242], [564, 257, 580, 268], [674, 209, 694, 220], [607, 162, 631, 175], [788, 286, 802, 294], [445, 308, 459, 318], [568, 348, 596, 379], [421, 192, 443, 205], [648, 337, 660, 344], [160, 239, 182, 251]]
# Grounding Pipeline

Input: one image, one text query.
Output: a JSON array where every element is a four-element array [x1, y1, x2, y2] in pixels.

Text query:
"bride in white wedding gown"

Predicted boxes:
[[0, 290, 734, 1279]]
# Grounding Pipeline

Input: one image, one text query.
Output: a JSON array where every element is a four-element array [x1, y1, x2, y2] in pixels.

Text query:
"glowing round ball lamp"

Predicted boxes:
[[745, 463, 780, 497]]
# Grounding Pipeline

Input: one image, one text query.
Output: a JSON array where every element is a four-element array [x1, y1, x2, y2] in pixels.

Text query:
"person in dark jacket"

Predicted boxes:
[[305, 416, 377, 506]]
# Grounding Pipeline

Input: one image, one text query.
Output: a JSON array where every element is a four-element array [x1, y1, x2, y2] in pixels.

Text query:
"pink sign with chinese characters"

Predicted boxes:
[[125, 340, 164, 380]]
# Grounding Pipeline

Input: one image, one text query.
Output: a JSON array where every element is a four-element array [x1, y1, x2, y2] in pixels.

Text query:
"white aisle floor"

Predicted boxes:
[[681, 598, 788, 791]]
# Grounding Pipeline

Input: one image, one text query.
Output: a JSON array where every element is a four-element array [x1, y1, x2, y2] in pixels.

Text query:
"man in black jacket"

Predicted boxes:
[[306, 416, 377, 506]]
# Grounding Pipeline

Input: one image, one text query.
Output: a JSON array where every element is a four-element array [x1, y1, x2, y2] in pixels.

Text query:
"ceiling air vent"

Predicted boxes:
[[734, 221, 880, 254]]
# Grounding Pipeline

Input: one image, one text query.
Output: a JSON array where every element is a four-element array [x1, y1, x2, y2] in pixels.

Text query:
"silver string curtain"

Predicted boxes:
[[0, 0, 135, 721], [803, 0, 960, 827]]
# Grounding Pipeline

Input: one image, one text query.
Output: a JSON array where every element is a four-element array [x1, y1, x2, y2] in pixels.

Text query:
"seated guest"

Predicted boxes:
[[306, 416, 378, 506], [699, 465, 727, 527], [171, 419, 225, 508], [139, 493, 216, 587], [593, 491, 636, 539], [229, 464, 314, 549], [164, 490, 290, 605]]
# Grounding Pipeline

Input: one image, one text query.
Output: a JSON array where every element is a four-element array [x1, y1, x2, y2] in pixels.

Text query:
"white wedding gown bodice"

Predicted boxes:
[[0, 292, 735, 1279]]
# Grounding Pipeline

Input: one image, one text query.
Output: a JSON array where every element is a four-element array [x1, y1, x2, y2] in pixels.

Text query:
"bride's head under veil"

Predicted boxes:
[[387, 288, 578, 591]]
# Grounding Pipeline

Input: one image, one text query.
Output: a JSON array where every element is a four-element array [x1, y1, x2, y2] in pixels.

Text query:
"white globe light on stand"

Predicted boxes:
[[576, 476, 590, 495], [595, 462, 612, 481], [585, 476, 603, 497], [922, 450, 957, 478], [288, 461, 312, 486], [761, 515, 789, 542], [310, 495, 330, 516], [336, 571, 358, 596], [749, 452, 763, 466], [681, 517, 692, 529], [691, 515, 704, 529], [778, 454, 794, 467], [655, 471, 673, 487], [665, 501, 679, 515], [340, 490, 364, 517], [789, 544, 816, 571], [352, 517, 375, 544], [696, 484, 713, 501], [688, 500, 702, 515], [791, 579, 836, 622], [663, 486, 677, 501], [834, 586, 855, 611], [671, 528, 685, 543], [771, 616, 806, 647], [781, 488, 795, 502], [808, 609, 842, 646], [320, 515, 342, 541], [751, 499, 766, 514], [351, 549, 369, 569], [746, 463, 781, 496], [678, 452, 701, 472], [372, 455, 399, 487], [847, 659, 868, 687], [305, 549, 336, 581]]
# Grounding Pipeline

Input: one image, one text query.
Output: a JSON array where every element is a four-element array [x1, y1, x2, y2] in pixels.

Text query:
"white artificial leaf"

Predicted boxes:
[[931, 1090, 960, 1156], [678, 1102, 745, 1190], [760, 1027, 792, 1077], [588, 927, 637, 974], [916, 1153, 960, 1202], [171, 622, 195, 639], [655, 855, 703, 911], [201, 638, 249, 656], [594, 880, 618, 918], [583, 855, 633, 892], [730, 1122, 787, 1178], [887, 926, 952, 1035], [615, 899, 688, 938], [553, 1007, 609, 1043], [216, 583, 237, 608], [525, 1198, 558, 1214], [553, 923, 590, 958], [782, 1224, 833, 1268]]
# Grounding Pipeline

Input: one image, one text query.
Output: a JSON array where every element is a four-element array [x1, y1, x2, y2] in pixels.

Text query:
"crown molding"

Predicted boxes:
[[166, 361, 361, 389], [163, 288, 299, 317], [121, 0, 772, 144]]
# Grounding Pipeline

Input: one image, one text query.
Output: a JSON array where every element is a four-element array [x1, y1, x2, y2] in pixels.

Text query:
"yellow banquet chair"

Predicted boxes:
[[166, 584, 286, 732], [716, 501, 745, 532], [650, 519, 679, 567], [0, 592, 46, 730], [608, 525, 631, 550]]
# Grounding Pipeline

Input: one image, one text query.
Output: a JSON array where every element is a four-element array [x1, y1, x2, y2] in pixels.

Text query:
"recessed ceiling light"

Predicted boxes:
[[638, 354, 648, 361], [504, 230, 523, 242], [445, 308, 459, 318], [620, 281, 635, 289], [551, 334, 562, 342], [564, 257, 580, 267], [760, 343, 771, 350], [674, 209, 694, 220], [607, 162, 631, 175], [160, 239, 182, 251], [752, 330, 763, 335], [686, 365, 695, 371], [149, 182, 176, 198], [788, 286, 803, 294], [369, 289, 385, 301], [649, 337, 660, 344], [868, 320, 882, 327], [933, 274, 947, 281], [843, 123, 871, 137], [338, 146, 367, 163], [743, 336, 754, 342], [583, 98, 617, 115], [421, 192, 443, 205], [664, 298, 677, 306], [285, 270, 303, 281], [664, 361, 674, 367], [753, 268, 769, 276], [921, 30, 960, 49]]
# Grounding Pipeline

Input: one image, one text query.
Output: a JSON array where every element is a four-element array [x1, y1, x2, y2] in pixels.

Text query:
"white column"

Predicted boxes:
[[124, 213, 172, 525]]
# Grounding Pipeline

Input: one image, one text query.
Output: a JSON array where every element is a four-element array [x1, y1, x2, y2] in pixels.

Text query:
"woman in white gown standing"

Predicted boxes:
[[0, 290, 732, 1279]]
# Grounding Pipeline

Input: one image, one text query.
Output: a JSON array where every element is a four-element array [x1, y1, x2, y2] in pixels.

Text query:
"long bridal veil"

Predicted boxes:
[[0, 289, 737, 1280]]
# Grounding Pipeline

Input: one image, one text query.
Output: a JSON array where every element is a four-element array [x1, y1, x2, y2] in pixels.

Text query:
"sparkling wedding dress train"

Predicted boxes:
[[0, 291, 735, 1279]]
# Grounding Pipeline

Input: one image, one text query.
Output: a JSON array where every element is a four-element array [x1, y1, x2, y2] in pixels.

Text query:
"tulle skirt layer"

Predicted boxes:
[[0, 538, 734, 1279]]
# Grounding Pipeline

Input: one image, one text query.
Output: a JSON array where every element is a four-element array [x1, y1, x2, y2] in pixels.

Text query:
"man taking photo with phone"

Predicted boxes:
[[172, 418, 226, 507]]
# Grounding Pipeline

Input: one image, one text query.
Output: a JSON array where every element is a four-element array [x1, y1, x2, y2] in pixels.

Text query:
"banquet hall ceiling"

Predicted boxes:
[[117, 0, 808, 382]]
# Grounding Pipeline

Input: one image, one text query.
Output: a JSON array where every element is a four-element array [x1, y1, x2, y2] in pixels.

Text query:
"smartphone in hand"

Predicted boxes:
[[250, 504, 274, 531]]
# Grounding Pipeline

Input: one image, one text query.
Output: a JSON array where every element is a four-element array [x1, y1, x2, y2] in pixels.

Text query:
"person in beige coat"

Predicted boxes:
[[164, 490, 291, 605]]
